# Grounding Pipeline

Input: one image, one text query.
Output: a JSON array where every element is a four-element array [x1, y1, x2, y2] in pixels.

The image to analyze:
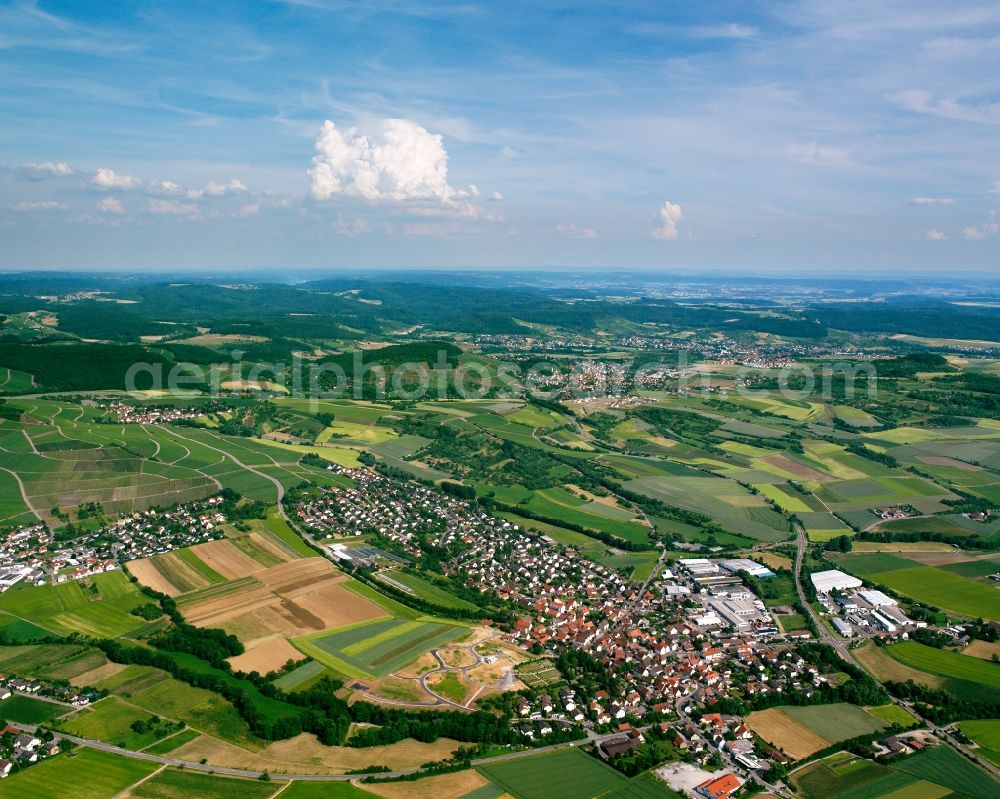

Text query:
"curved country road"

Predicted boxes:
[[5, 720, 605, 782]]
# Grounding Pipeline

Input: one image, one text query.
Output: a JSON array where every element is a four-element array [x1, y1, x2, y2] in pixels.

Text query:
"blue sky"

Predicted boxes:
[[1, 0, 999, 272]]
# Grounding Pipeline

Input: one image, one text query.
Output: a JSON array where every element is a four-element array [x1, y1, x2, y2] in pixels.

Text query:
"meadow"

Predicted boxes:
[[0, 694, 69, 725], [58, 696, 172, 750], [124, 768, 280, 799], [477, 747, 626, 799], [0, 748, 159, 799], [0, 572, 148, 638], [959, 719, 1000, 766], [378, 569, 478, 611]]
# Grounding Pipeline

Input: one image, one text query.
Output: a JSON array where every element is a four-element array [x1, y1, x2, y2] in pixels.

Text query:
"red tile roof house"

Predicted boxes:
[[695, 772, 743, 799]]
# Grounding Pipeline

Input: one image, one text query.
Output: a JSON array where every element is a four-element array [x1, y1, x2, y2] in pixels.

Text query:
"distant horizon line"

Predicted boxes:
[[1, 265, 999, 281]]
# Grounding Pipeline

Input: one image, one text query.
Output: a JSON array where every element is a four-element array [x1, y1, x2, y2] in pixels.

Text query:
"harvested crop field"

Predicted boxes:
[[187, 538, 266, 579], [127, 532, 300, 596], [123, 557, 181, 596], [228, 636, 306, 675], [182, 559, 388, 648], [70, 660, 126, 687], [169, 731, 463, 774], [963, 639, 1000, 661], [364, 770, 493, 799], [747, 707, 830, 760]]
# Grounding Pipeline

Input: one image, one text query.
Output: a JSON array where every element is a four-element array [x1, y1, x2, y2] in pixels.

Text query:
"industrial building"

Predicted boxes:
[[810, 569, 863, 593], [858, 589, 896, 607], [718, 559, 775, 578]]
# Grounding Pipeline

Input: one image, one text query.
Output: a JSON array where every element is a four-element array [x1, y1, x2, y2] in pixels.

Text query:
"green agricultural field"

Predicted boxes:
[[280, 782, 380, 799], [259, 512, 316, 557], [885, 641, 1000, 690], [57, 697, 173, 750], [523, 487, 651, 544], [776, 613, 809, 632], [296, 617, 465, 678], [600, 550, 661, 582], [835, 552, 1000, 618], [793, 753, 907, 799], [124, 671, 265, 746], [623, 473, 790, 541], [140, 728, 201, 755], [959, 719, 1000, 766], [778, 703, 887, 743], [478, 747, 626, 799], [273, 660, 329, 692], [601, 772, 684, 798], [125, 768, 280, 799], [866, 704, 918, 727], [0, 572, 148, 638], [0, 694, 69, 725], [0, 613, 51, 643], [0, 366, 34, 394], [755, 482, 813, 513], [892, 744, 1000, 796], [0, 643, 94, 677], [0, 748, 159, 799], [378, 569, 479, 611]]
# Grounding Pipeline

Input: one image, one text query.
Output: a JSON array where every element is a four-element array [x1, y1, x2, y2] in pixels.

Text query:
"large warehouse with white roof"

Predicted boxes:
[[810, 569, 863, 593]]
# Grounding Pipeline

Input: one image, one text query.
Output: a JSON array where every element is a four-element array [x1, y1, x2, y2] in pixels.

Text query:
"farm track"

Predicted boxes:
[[0, 464, 44, 522]]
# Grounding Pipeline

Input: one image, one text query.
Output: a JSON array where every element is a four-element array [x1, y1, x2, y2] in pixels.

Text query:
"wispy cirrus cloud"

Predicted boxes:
[[554, 223, 597, 239], [890, 89, 1000, 124], [10, 200, 66, 211], [787, 141, 851, 166], [961, 210, 998, 239]]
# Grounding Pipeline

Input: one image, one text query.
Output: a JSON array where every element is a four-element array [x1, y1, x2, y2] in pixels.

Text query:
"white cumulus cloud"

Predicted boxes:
[[98, 196, 124, 214], [961, 210, 999, 239], [18, 162, 74, 179], [926, 229, 947, 240], [93, 168, 140, 189], [309, 119, 457, 203], [651, 201, 684, 240]]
